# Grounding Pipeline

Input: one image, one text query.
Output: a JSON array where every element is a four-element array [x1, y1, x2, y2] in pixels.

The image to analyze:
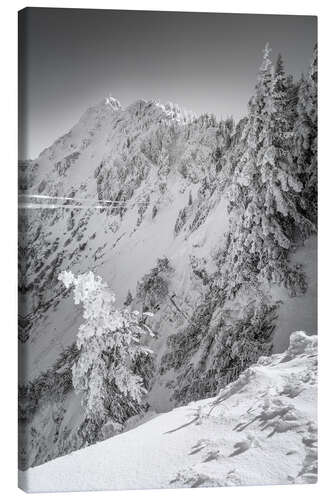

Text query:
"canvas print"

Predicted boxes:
[[18, 8, 318, 492]]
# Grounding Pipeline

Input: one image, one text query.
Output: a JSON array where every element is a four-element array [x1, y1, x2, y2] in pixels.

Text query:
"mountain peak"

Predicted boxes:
[[123, 98, 196, 124], [104, 96, 121, 110]]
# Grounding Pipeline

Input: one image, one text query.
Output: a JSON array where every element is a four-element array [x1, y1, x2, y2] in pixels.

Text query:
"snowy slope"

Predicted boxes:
[[271, 236, 317, 352], [19, 331, 317, 492]]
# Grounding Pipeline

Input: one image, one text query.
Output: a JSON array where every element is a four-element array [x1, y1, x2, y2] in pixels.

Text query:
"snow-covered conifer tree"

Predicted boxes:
[[157, 145, 170, 177], [255, 52, 312, 283], [124, 289, 133, 306], [225, 45, 312, 294], [225, 44, 275, 291], [58, 271, 154, 431], [293, 44, 318, 221]]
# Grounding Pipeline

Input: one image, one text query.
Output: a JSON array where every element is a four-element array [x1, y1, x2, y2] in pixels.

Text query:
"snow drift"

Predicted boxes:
[[19, 331, 317, 492]]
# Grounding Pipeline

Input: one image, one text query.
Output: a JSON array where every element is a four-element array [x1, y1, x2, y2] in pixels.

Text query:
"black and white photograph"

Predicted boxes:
[[17, 7, 317, 492]]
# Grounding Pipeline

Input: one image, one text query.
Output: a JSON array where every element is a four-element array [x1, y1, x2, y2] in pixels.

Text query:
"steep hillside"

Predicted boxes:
[[19, 331, 317, 492], [18, 98, 239, 467], [19, 98, 229, 383]]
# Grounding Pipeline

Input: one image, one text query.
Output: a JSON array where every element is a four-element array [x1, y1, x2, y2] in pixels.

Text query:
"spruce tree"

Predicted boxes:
[[225, 45, 310, 294], [225, 43, 275, 292], [124, 290, 133, 306], [256, 52, 306, 281], [293, 44, 318, 222]]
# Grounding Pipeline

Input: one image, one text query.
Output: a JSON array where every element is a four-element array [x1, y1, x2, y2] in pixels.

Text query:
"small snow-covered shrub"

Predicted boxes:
[[136, 257, 174, 311], [174, 207, 187, 235], [124, 290, 133, 306]]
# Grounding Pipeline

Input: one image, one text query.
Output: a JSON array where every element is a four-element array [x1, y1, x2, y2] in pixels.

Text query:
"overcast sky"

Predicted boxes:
[[19, 8, 317, 159]]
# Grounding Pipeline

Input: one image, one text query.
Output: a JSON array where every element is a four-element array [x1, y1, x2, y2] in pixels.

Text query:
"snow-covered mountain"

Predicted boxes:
[[18, 96, 239, 467], [19, 331, 317, 491], [18, 41, 317, 473], [19, 97, 234, 384]]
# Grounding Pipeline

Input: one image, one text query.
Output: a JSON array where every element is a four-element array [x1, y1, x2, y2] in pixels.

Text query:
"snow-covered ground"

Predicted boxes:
[[19, 331, 317, 492], [272, 236, 317, 353]]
